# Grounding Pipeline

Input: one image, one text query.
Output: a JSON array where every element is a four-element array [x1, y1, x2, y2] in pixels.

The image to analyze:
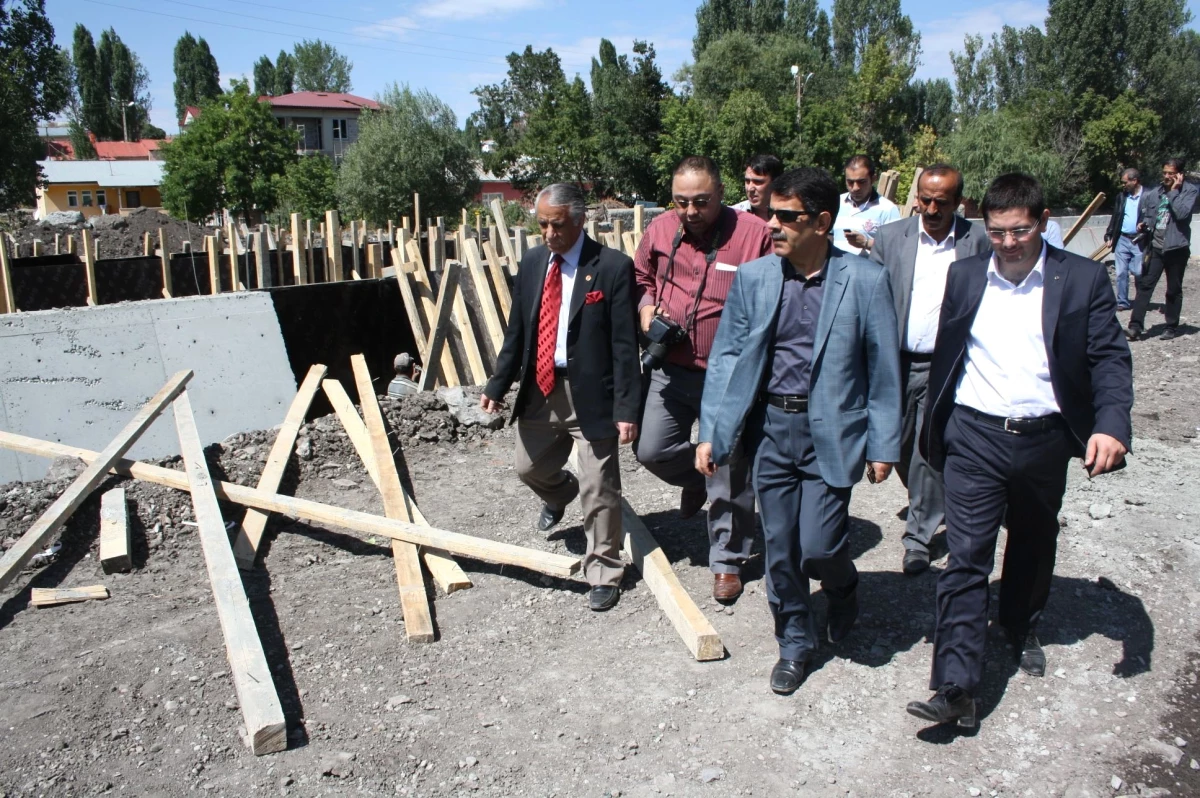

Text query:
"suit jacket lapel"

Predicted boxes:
[[1041, 248, 1067, 350], [527, 247, 551, 329], [952, 216, 976, 259], [567, 235, 600, 326], [814, 251, 850, 361], [896, 219, 919, 336]]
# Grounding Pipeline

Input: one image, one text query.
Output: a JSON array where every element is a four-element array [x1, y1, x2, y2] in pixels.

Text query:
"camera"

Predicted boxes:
[[641, 314, 686, 370]]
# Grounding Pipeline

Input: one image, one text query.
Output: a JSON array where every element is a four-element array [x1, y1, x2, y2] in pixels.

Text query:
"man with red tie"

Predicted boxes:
[[480, 183, 641, 611]]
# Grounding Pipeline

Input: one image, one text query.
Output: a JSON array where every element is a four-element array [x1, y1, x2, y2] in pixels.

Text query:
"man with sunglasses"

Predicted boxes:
[[633, 156, 773, 603], [696, 167, 901, 694], [869, 165, 991, 576], [1126, 157, 1198, 341], [907, 173, 1132, 731]]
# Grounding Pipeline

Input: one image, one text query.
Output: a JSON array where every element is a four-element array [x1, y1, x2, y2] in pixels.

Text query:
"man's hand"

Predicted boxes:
[[616, 422, 638, 445], [1104, 234, 1112, 244], [845, 230, 872, 251], [1083, 433, 1127, 477], [640, 304, 670, 334], [695, 442, 717, 477], [480, 394, 504, 414], [1171, 172, 1186, 192], [868, 462, 893, 483]]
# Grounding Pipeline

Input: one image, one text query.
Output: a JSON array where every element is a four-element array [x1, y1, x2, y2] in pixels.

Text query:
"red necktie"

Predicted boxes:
[[535, 254, 564, 396]]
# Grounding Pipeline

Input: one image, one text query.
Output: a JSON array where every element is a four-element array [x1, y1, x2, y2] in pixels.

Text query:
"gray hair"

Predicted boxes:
[[1122, 167, 1141, 181], [535, 183, 587, 223]]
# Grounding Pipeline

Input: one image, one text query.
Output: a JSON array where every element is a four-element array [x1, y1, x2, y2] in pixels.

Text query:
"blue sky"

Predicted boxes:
[[45, 0, 1200, 136]]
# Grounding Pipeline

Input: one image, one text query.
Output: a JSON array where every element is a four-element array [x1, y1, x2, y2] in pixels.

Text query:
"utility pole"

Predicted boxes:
[[112, 97, 136, 142], [791, 66, 814, 150]]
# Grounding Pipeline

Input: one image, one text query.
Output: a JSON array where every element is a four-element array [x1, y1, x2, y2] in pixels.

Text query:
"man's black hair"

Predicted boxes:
[[674, 155, 722, 185], [771, 167, 840, 222], [919, 163, 965, 200], [1122, 167, 1141, 182], [843, 154, 876, 177], [745, 154, 784, 179], [1164, 157, 1187, 173], [980, 173, 1045, 221]]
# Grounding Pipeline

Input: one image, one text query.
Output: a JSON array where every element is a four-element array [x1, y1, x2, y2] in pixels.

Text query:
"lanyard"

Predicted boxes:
[[657, 216, 723, 333]]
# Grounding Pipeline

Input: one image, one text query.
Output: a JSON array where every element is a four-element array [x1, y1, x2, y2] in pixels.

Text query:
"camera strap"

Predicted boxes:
[[657, 216, 723, 334]]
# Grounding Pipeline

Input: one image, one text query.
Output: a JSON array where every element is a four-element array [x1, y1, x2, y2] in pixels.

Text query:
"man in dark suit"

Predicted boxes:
[[907, 173, 1133, 730], [870, 164, 991, 575], [480, 183, 641, 611]]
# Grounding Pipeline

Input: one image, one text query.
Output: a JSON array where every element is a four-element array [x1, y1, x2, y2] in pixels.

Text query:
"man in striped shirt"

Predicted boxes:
[[633, 156, 774, 603]]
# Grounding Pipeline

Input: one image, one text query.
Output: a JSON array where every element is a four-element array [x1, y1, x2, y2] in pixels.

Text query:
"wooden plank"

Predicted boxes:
[[0, 235, 16, 314], [462, 239, 506, 356], [901, 167, 923, 219], [253, 228, 272, 288], [232, 364, 328, 570], [82, 228, 98, 306], [206, 234, 221, 294], [366, 243, 382, 280], [407, 240, 461, 388], [481, 239, 513, 321], [290, 213, 306, 285], [143, 231, 152, 257], [1090, 242, 1113, 261], [0, 430, 582, 578], [171, 391, 287, 756], [513, 228, 528, 264], [418, 262, 463, 391], [1063, 192, 1107, 246], [349, 220, 361, 279], [322, 379, 471, 595], [622, 232, 637, 256], [99, 487, 131, 574], [31, 585, 109, 607], [350, 356, 435, 642], [159, 228, 172, 298], [394, 268, 428, 360], [412, 192, 421, 238], [489, 198, 520, 267], [633, 205, 644, 234], [227, 220, 244, 290], [0, 371, 192, 592], [325, 210, 343, 281], [66, 234, 75, 255]]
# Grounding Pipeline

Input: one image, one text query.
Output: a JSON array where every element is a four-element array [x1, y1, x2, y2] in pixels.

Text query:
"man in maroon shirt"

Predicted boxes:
[[634, 156, 774, 602]]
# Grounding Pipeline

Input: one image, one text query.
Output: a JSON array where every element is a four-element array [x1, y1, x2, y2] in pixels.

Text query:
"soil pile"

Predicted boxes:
[[9, 207, 218, 260]]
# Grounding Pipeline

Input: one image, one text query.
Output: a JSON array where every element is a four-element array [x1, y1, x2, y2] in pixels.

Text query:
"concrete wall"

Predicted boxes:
[[1046, 214, 1200, 259], [0, 291, 298, 484]]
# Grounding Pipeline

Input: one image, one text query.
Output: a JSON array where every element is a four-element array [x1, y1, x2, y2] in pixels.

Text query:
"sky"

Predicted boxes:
[[44, 0, 1200, 136]]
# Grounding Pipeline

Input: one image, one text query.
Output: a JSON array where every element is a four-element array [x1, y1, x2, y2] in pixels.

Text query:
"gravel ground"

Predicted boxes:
[[0, 265, 1199, 798]]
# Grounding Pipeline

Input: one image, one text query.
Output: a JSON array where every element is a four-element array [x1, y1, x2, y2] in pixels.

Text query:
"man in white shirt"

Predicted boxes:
[[833, 155, 900, 256], [869, 165, 991, 575], [731, 154, 783, 223], [906, 173, 1133, 732]]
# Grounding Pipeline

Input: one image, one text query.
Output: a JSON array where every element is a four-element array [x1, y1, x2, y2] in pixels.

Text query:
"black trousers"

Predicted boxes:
[[1129, 247, 1189, 332], [931, 406, 1074, 694]]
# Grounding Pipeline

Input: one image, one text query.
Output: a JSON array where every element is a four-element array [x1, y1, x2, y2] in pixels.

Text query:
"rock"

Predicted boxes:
[[43, 211, 85, 226], [295, 438, 313, 460], [90, 213, 128, 230], [330, 479, 359, 490], [968, 789, 981, 797], [1174, 736, 1187, 747], [1139, 789, 1172, 798], [1142, 738, 1185, 766], [1088, 503, 1112, 520], [320, 751, 356, 778], [464, 756, 478, 768], [1111, 776, 1124, 790], [385, 695, 412, 710], [698, 767, 723, 783]]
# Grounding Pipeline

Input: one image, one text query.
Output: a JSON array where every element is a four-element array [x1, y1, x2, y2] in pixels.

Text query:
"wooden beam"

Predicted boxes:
[[253, 227, 272, 288], [159, 228, 172, 298], [622, 232, 637, 257], [0, 430, 582, 578], [406, 239, 461, 388], [1090, 242, 1113, 261], [366, 242, 383, 280], [462, 239, 506, 356], [901, 167, 923, 219], [99, 487, 131, 574], [394, 267, 428, 360], [412, 192, 421, 238], [206, 234, 221, 295], [1063, 192, 1107, 247], [0, 371, 192, 592], [82, 228, 98, 306], [143, 231, 152, 257], [290, 213, 306, 285], [0, 234, 16, 314], [350, 356, 436, 642], [31, 585, 109, 607], [322, 378, 471, 595], [481, 239, 513, 321], [633, 204, 644, 234], [417, 262, 463, 391], [171, 391, 287, 756], [349, 220, 361, 279], [227, 220, 244, 290], [232, 364, 328, 570], [452, 275, 488, 383], [488, 199, 520, 267], [325, 210, 343, 281], [66, 234, 75, 255]]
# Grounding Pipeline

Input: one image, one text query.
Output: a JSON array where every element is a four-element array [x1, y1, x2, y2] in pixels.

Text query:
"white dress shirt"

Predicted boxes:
[[954, 244, 1061, 418], [905, 218, 957, 353], [832, 192, 900, 255], [547, 231, 585, 368]]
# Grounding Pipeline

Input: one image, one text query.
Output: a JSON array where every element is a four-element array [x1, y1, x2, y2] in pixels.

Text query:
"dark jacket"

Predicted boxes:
[[1104, 188, 1148, 244], [1138, 182, 1199, 253], [484, 234, 640, 441], [921, 246, 1133, 471]]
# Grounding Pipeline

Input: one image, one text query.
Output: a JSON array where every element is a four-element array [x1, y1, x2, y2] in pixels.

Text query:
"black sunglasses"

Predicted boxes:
[[769, 207, 817, 224]]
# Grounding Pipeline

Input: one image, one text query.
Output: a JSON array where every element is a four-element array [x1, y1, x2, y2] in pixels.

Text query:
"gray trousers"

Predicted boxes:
[[515, 379, 624, 588], [896, 356, 945, 554], [635, 363, 755, 574], [752, 404, 855, 661]]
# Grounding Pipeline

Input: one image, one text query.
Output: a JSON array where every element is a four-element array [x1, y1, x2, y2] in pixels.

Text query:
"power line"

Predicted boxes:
[[79, 0, 509, 67]]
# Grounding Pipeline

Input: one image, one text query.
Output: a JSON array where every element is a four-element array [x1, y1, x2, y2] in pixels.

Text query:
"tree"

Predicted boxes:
[[159, 80, 299, 223], [1079, 90, 1160, 182], [1, 0, 69, 211], [468, 46, 566, 175], [590, 39, 668, 199], [253, 55, 275, 96], [273, 155, 338, 222], [1044, 0, 1125, 100], [714, 90, 789, 190], [292, 39, 351, 93], [845, 38, 911, 156], [950, 34, 995, 117], [517, 76, 598, 190], [831, 0, 920, 74], [693, 0, 752, 58], [98, 28, 151, 140], [690, 30, 823, 109], [173, 32, 220, 122], [784, 0, 832, 60], [943, 109, 1067, 203], [274, 51, 295, 95], [72, 24, 107, 139], [903, 78, 955, 136], [653, 97, 720, 197], [335, 84, 478, 225]]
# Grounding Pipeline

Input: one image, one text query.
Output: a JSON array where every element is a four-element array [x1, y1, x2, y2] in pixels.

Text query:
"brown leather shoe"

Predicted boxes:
[[713, 573, 743, 603]]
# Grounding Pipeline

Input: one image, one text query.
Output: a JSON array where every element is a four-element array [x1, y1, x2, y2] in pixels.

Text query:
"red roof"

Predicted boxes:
[[94, 139, 165, 160], [265, 91, 379, 111]]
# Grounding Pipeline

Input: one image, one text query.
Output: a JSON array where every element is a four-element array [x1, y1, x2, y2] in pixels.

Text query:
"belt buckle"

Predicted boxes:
[[784, 396, 802, 412], [1003, 417, 1019, 434]]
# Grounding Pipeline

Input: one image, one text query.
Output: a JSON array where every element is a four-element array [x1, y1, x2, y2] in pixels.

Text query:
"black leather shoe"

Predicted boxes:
[[906, 683, 977, 728], [1008, 630, 1046, 677], [1124, 326, 1141, 341], [902, 550, 930, 575], [1162, 327, 1181, 340], [588, 585, 620, 611], [536, 476, 579, 532], [827, 585, 858, 643], [769, 658, 809, 695], [679, 486, 707, 519]]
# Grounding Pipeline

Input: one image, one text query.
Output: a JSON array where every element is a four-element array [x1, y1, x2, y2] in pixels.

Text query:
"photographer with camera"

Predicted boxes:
[[633, 156, 773, 603]]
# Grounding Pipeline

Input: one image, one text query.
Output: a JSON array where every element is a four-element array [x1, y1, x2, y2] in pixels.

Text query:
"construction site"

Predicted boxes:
[[0, 191, 1198, 798]]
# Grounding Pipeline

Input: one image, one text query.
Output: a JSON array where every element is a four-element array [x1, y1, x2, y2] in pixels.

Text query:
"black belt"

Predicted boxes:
[[762, 393, 808, 413], [901, 351, 934, 363], [1120, 231, 1138, 238], [553, 367, 569, 378], [963, 406, 1063, 435]]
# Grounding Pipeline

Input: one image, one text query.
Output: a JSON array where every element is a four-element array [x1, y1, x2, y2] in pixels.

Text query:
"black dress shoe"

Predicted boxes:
[[588, 585, 620, 611], [1124, 326, 1141, 341], [679, 486, 707, 519], [536, 476, 579, 532], [769, 658, 809, 695], [902, 549, 930, 575], [1008, 630, 1046, 677], [1162, 327, 1181, 340], [906, 683, 977, 728], [826, 585, 858, 643]]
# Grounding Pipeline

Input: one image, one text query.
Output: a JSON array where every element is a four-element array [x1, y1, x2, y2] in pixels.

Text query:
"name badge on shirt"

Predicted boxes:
[[715, 262, 739, 272]]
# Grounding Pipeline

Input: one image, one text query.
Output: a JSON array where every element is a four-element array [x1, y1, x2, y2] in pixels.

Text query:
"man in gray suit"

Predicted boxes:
[[870, 164, 991, 575], [696, 167, 902, 695]]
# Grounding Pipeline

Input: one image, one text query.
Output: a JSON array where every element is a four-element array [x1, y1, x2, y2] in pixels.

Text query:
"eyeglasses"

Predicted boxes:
[[985, 226, 1040, 243], [769, 208, 816, 224], [674, 197, 713, 209]]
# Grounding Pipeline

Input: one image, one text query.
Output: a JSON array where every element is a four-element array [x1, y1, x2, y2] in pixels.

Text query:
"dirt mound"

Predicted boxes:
[[10, 207, 218, 260]]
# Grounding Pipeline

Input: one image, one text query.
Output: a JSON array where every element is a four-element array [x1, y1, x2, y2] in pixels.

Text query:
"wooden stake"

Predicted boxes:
[[488, 199, 520, 267], [82, 228, 98, 306], [54, 233, 61, 254], [0, 430, 582, 578], [290, 213, 306, 286], [206, 234, 221, 295], [394, 264, 428, 359], [633, 204, 644, 234], [412, 193, 421, 237], [232, 364, 327, 570], [622, 232, 637, 256], [480, 240, 513, 320], [159, 228, 172, 298], [99, 488, 131, 574], [325, 210, 343, 281], [32, 239, 42, 257], [0, 371, 192, 592], [349, 220, 361, 280], [417, 261, 463, 391], [366, 243, 383, 279], [586, 220, 597, 241], [321, 379, 471, 595], [227, 220, 244, 290], [171, 390, 287, 756], [0, 236, 16, 314], [462, 239, 505, 356], [901, 167, 923, 219], [66, 234, 75, 255], [32, 586, 109, 607], [450, 265, 488, 384], [406, 240, 460, 388], [253, 227, 272, 288], [1063, 192, 1107, 246]]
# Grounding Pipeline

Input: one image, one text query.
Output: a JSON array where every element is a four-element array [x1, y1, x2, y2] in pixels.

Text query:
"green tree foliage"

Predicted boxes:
[[72, 24, 107, 139], [336, 84, 478, 226], [1044, 0, 1124, 99], [292, 39, 351, 93], [830, 0, 920, 73], [590, 39, 669, 200], [517, 76, 598, 190], [690, 30, 822, 108], [72, 25, 150, 140], [653, 97, 720, 195], [943, 110, 1067, 204], [253, 55, 275, 97], [784, 0, 832, 60], [274, 51, 295, 95], [468, 46, 566, 175], [140, 121, 167, 139], [159, 80, 299, 223], [903, 79, 955, 136], [714, 90, 789, 192], [273, 155, 338, 222], [1079, 90, 1160, 178], [0, 0, 69, 211], [845, 37, 911, 154], [693, 0, 752, 58], [172, 32, 220, 122], [68, 118, 97, 159]]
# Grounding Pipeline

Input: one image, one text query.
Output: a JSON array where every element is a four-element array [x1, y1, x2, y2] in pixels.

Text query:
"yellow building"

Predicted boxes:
[[35, 160, 164, 219]]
